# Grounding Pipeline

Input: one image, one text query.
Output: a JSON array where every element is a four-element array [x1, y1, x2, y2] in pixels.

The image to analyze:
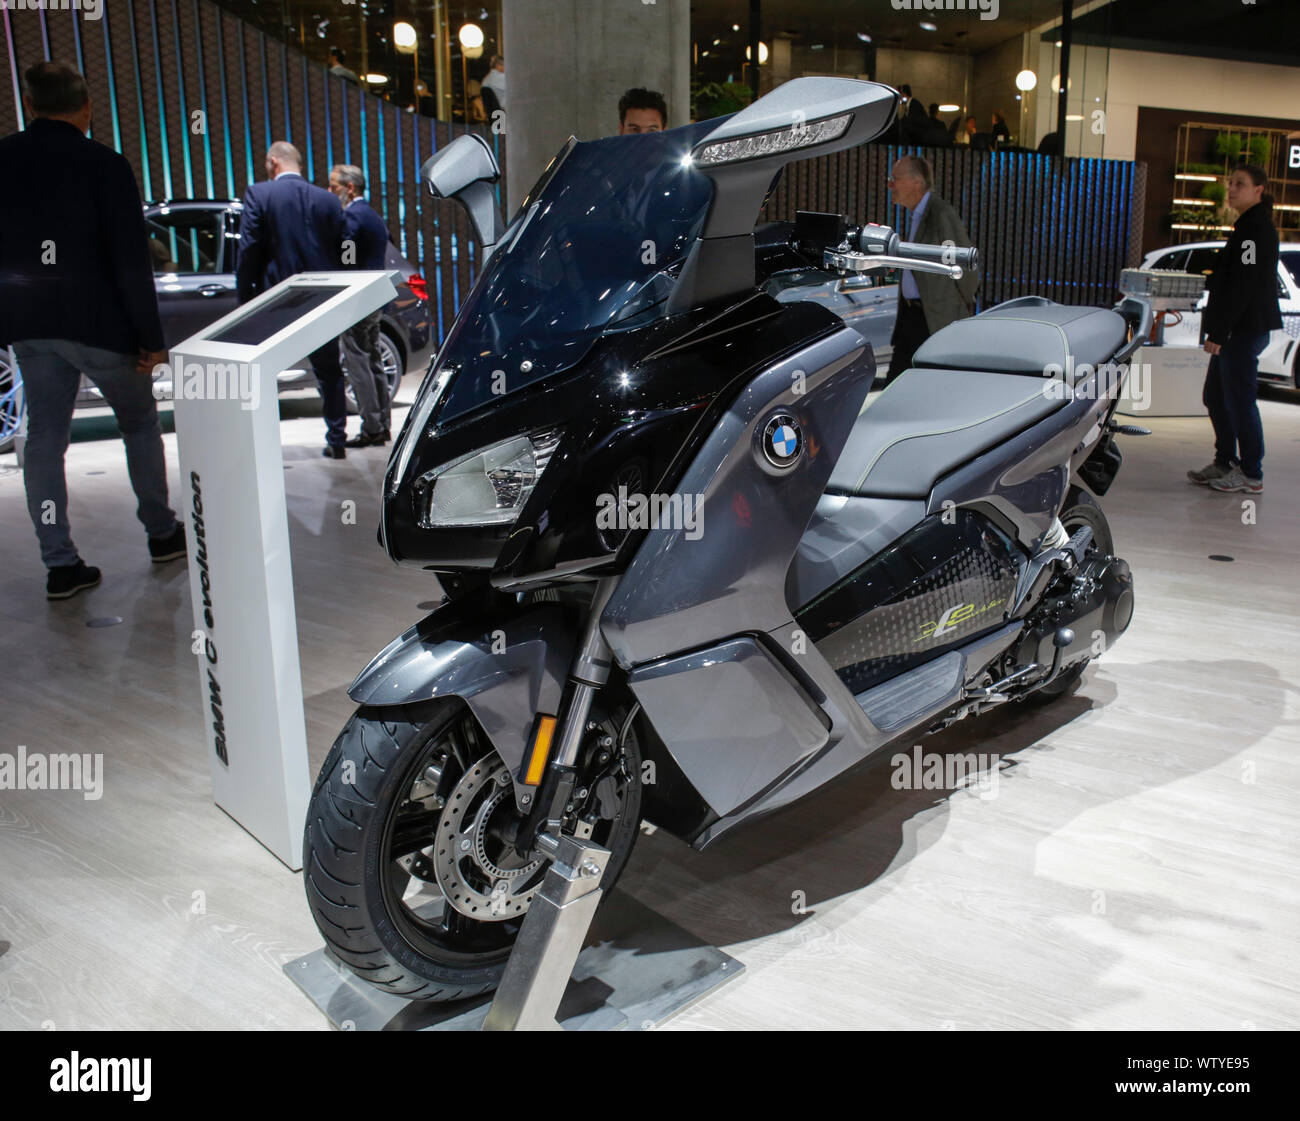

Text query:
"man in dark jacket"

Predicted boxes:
[[236, 142, 349, 456], [1189, 164, 1281, 494], [884, 155, 980, 385], [329, 164, 394, 446], [0, 62, 184, 600]]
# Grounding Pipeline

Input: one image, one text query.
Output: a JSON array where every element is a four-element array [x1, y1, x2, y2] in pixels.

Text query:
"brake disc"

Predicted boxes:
[[432, 754, 543, 921]]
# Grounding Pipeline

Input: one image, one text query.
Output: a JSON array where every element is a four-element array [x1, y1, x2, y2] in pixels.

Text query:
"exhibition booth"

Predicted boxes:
[[2, 0, 1297, 1056]]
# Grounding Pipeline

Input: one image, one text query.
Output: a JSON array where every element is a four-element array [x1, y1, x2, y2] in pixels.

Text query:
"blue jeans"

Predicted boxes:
[[13, 339, 178, 568], [1203, 331, 1267, 480]]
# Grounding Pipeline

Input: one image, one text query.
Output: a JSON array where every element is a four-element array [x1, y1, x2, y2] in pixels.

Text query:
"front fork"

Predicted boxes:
[[516, 578, 619, 856]]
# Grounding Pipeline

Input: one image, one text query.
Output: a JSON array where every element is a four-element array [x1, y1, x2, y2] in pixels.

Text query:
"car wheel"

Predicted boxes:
[[344, 330, 404, 414], [0, 348, 23, 455]]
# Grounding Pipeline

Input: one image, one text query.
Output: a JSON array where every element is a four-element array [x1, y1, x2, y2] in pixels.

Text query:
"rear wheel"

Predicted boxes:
[[303, 699, 642, 1000], [1023, 488, 1113, 704]]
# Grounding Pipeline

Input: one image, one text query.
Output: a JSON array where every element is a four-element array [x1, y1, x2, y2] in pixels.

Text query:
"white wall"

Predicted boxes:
[[1100, 49, 1300, 162]]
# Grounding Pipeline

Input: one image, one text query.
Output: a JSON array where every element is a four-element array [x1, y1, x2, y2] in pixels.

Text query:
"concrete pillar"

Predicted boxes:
[[501, 0, 691, 212]]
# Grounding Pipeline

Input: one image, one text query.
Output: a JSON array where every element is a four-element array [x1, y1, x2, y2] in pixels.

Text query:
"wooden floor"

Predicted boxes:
[[1, 381, 1297, 1031]]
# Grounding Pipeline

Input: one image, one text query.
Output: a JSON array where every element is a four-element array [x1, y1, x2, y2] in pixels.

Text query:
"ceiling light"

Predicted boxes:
[[1015, 69, 1037, 91], [857, 32, 872, 43], [920, 22, 938, 32], [938, 103, 959, 112], [363, 73, 389, 85], [393, 21, 417, 54]]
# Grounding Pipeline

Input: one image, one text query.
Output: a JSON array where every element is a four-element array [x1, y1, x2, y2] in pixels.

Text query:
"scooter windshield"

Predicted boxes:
[[434, 120, 718, 421]]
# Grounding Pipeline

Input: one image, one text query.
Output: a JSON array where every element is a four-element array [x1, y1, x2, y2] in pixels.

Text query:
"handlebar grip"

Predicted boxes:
[[897, 240, 979, 271]]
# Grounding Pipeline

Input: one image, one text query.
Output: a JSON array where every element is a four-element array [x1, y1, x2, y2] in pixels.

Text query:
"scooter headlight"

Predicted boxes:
[[414, 429, 562, 528]]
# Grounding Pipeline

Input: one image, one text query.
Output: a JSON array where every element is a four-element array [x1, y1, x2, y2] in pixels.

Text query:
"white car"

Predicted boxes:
[[1140, 241, 1300, 391]]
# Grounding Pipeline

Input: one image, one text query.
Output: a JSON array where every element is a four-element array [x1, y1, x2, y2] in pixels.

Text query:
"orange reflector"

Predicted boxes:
[[524, 715, 557, 785]]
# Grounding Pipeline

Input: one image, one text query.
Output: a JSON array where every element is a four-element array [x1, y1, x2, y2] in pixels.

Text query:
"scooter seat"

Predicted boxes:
[[913, 303, 1128, 376], [826, 367, 1064, 499]]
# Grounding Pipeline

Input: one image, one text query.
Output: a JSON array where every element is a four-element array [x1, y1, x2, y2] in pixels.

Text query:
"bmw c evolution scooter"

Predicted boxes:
[[303, 78, 1149, 1000]]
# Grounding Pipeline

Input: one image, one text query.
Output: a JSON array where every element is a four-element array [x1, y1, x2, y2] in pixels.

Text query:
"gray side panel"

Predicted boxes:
[[927, 389, 1098, 550], [602, 326, 872, 666], [629, 638, 830, 818], [348, 604, 572, 799], [787, 494, 927, 607]]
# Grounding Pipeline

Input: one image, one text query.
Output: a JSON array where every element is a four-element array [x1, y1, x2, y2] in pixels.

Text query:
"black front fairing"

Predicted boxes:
[[435, 122, 719, 423], [381, 119, 858, 581]]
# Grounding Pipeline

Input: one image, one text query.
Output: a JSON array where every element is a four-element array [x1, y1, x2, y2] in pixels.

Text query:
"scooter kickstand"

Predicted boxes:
[[481, 832, 613, 1031]]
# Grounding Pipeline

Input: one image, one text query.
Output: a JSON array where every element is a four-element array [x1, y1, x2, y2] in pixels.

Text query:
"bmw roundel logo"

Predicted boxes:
[[762, 413, 803, 469]]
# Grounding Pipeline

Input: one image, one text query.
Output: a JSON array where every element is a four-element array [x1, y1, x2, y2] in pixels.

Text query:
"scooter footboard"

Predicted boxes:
[[348, 601, 575, 800]]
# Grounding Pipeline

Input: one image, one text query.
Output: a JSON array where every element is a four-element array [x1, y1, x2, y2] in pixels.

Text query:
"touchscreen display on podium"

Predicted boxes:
[[207, 286, 348, 346], [170, 270, 399, 869]]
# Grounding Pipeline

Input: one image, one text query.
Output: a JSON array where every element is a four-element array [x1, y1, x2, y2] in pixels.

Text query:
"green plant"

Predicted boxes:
[[1214, 132, 1244, 163], [1248, 134, 1271, 167], [691, 80, 753, 121], [1170, 205, 1220, 232], [1201, 180, 1226, 207], [1183, 161, 1222, 175]]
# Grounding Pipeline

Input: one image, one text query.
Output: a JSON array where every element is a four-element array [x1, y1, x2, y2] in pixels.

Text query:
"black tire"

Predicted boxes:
[[303, 699, 642, 1001], [1023, 488, 1114, 705]]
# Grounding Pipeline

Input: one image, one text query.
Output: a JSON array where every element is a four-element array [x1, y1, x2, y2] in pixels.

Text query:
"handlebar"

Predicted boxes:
[[898, 240, 979, 272], [836, 223, 979, 276]]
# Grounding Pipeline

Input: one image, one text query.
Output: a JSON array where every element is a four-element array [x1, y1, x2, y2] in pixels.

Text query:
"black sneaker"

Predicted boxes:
[[344, 430, 387, 448], [148, 523, 187, 564], [47, 561, 101, 600], [322, 445, 346, 459]]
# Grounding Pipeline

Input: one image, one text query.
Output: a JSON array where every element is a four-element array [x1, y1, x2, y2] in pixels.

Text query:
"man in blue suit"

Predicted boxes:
[[0, 62, 185, 600], [329, 164, 393, 447], [235, 142, 349, 457]]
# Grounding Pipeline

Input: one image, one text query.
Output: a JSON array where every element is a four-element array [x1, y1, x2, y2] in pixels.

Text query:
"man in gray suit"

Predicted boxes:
[[884, 155, 979, 385]]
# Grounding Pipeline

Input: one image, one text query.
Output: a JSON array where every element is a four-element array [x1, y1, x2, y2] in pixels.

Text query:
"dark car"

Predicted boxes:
[[82, 198, 434, 408]]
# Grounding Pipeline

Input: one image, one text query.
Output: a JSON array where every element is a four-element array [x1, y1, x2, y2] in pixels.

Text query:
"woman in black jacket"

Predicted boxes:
[[1188, 164, 1282, 493]]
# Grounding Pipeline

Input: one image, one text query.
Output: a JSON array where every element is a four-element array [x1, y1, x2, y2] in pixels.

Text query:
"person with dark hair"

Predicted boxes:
[[884, 154, 979, 385], [618, 88, 668, 134], [990, 111, 1011, 144], [1189, 164, 1282, 494], [329, 163, 393, 447], [237, 141, 349, 457], [955, 114, 977, 146], [329, 47, 358, 83], [897, 83, 929, 144], [480, 55, 505, 117], [0, 61, 185, 600]]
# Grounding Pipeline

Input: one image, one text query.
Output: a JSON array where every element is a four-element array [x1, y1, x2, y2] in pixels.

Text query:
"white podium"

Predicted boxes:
[[171, 271, 399, 869], [1119, 345, 1209, 418]]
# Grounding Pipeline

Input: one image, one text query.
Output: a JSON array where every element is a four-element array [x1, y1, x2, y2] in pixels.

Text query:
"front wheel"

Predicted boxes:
[[303, 699, 642, 1001]]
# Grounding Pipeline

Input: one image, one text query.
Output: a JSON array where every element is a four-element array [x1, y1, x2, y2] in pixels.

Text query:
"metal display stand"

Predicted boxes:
[[284, 836, 743, 1031]]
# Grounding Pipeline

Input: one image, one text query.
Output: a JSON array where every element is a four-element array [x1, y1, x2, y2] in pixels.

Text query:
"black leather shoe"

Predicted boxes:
[[47, 560, 101, 600], [322, 445, 346, 459], [344, 430, 387, 448], [148, 523, 187, 564]]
